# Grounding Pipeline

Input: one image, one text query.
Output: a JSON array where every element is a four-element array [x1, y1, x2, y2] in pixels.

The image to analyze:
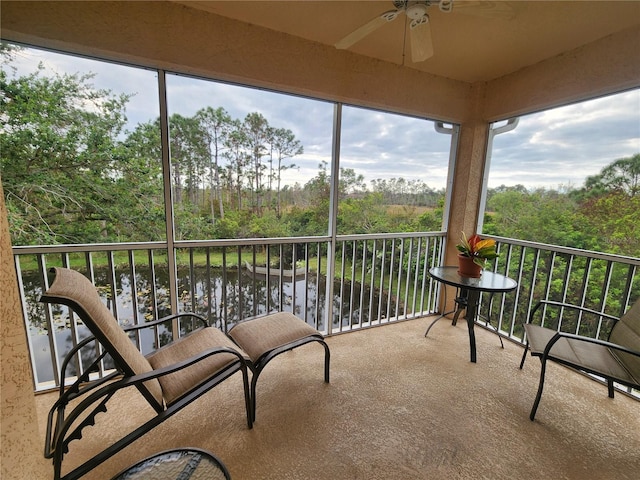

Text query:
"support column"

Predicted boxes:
[[0, 181, 51, 479], [441, 85, 490, 314], [446, 82, 490, 265]]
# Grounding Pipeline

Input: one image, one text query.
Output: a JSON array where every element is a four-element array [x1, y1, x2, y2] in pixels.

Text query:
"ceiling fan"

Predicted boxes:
[[335, 0, 513, 63]]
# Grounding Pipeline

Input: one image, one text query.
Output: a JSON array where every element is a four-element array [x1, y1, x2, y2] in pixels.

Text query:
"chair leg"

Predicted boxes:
[[519, 342, 529, 369], [607, 379, 615, 398], [241, 365, 253, 429], [530, 358, 547, 421], [250, 338, 330, 423], [250, 369, 260, 423], [323, 341, 331, 383]]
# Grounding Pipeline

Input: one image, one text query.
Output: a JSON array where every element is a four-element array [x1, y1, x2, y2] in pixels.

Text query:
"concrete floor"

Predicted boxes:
[[36, 316, 640, 480]]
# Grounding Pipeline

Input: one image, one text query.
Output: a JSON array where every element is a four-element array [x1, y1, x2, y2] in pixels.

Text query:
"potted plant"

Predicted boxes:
[[455, 232, 498, 277]]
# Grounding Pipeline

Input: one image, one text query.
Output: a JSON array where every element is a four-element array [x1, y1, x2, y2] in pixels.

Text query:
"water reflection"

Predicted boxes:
[[24, 266, 401, 384]]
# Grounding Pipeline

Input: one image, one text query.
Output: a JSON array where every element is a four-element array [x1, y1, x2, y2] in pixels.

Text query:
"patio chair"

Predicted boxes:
[[41, 267, 330, 480], [519, 299, 640, 421], [41, 267, 253, 480]]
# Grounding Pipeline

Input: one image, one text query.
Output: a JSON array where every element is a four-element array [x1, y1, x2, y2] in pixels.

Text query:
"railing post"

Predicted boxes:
[[158, 70, 179, 334], [325, 103, 342, 334]]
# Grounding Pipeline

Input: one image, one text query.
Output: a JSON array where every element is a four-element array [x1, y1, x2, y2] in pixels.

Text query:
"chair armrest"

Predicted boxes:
[[528, 300, 620, 326], [57, 338, 112, 400], [59, 313, 211, 399], [526, 301, 620, 342], [65, 344, 247, 417], [121, 312, 209, 333], [58, 334, 100, 382]]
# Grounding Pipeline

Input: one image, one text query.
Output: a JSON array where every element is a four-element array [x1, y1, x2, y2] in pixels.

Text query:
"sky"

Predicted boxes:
[[5, 43, 640, 192]]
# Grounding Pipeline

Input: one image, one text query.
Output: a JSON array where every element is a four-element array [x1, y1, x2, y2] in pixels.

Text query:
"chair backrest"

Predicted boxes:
[[609, 299, 640, 382], [40, 267, 165, 411]]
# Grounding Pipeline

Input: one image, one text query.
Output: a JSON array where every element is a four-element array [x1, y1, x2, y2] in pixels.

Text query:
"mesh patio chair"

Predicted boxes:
[[520, 299, 640, 421]]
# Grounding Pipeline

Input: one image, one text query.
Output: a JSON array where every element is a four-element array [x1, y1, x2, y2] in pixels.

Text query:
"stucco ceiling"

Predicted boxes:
[[173, 0, 640, 83]]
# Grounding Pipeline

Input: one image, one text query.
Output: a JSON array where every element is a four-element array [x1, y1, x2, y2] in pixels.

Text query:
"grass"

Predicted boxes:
[[15, 249, 270, 273]]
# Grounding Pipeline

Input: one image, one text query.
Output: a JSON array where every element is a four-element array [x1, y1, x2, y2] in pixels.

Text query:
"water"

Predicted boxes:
[[23, 265, 400, 385]]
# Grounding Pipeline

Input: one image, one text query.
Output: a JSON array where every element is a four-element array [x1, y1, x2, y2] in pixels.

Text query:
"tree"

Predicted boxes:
[[271, 127, 302, 216], [486, 188, 597, 250], [196, 106, 232, 223], [168, 113, 207, 207], [1, 47, 136, 244], [243, 112, 269, 213], [581, 153, 640, 198], [582, 191, 640, 256], [339, 168, 366, 197], [223, 121, 249, 211], [338, 193, 387, 234], [114, 120, 166, 241]]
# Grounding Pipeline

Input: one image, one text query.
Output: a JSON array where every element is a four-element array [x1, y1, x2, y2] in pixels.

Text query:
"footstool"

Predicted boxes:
[[228, 312, 330, 422]]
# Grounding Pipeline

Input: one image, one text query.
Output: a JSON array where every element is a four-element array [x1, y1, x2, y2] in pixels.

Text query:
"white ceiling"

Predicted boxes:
[[173, 0, 640, 83]]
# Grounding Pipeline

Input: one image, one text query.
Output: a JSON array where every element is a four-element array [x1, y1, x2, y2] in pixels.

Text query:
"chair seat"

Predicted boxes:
[[524, 323, 636, 385], [147, 327, 250, 405], [228, 312, 323, 365]]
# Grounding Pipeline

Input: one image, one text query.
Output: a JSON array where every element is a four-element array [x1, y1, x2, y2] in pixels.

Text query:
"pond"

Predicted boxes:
[[22, 265, 402, 385]]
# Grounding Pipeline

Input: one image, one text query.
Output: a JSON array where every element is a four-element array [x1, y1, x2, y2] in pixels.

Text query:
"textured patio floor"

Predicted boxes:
[[35, 316, 640, 479]]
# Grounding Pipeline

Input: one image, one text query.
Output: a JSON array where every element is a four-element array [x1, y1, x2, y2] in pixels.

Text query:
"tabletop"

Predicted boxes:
[[429, 266, 518, 293], [111, 448, 230, 480]]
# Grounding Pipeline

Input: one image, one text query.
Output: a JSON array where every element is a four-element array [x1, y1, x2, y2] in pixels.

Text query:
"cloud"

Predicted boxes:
[[490, 90, 640, 189]]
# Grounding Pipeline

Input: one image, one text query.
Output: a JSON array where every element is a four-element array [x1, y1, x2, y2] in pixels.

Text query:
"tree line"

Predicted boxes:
[[1, 43, 638, 259], [484, 153, 640, 257], [0, 44, 444, 244]]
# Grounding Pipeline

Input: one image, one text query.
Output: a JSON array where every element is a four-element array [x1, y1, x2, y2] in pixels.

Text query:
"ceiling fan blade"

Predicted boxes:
[[451, 1, 515, 20], [410, 16, 433, 63], [335, 9, 400, 50]]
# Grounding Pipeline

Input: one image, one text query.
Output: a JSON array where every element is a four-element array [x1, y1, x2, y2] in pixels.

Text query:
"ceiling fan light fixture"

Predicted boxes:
[[439, 0, 453, 13], [406, 2, 429, 20], [410, 14, 430, 29]]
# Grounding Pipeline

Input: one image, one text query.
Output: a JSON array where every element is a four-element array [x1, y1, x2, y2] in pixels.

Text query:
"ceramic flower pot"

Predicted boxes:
[[457, 254, 482, 278]]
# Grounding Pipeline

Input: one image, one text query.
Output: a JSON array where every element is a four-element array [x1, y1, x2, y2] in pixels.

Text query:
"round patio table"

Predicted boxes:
[[110, 448, 231, 480], [427, 266, 518, 363]]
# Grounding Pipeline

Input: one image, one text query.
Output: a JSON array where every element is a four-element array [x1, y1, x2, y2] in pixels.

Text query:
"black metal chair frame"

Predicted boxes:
[[41, 307, 252, 480], [244, 334, 330, 422], [41, 267, 332, 480], [520, 300, 640, 421]]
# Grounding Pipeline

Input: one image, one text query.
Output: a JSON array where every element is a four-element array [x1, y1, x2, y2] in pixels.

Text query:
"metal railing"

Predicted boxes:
[[482, 236, 640, 339], [14, 232, 446, 391], [13, 233, 640, 395]]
